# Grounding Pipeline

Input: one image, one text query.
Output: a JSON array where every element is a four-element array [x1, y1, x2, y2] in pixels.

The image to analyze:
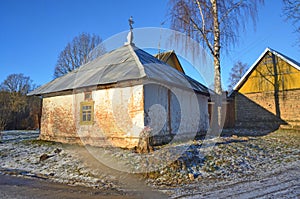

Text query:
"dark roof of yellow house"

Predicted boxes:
[[230, 47, 300, 95], [154, 50, 185, 74]]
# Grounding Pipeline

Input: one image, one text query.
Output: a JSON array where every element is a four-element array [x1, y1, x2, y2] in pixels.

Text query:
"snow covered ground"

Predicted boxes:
[[0, 129, 299, 198], [0, 131, 120, 189]]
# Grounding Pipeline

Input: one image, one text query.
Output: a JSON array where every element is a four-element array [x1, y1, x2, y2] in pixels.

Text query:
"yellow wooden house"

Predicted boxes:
[[231, 47, 300, 129]]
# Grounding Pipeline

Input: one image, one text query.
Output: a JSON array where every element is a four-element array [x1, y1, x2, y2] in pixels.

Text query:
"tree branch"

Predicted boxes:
[[195, 0, 206, 35], [189, 17, 214, 56], [220, 0, 243, 24], [220, 0, 243, 23]]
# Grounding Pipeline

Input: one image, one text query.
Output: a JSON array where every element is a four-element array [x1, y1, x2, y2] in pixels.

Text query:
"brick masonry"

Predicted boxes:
[[235, 89, 300, 129]]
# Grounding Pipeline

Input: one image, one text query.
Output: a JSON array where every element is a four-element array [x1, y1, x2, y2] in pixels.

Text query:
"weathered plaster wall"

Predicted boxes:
[[92, 85, 144, 148], [144, 84, 209, 144], [171, 87, 209, 134], [41, 83, 209, 147], [144, 84, 169, 136], [40, 95, 77, 143], [40, 85, 144, 148]]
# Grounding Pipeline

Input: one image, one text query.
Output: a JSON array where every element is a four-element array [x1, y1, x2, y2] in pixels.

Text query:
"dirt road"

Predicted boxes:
[[0, 145, 169, 199], [173, 161, 300, 199], [1, 163, 299, 199], [0, 174, 137, 199]]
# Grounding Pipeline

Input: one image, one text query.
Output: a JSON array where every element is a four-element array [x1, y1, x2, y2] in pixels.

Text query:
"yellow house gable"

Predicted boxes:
[[154, 50, 185, 73], [236, 48, 300, 94]]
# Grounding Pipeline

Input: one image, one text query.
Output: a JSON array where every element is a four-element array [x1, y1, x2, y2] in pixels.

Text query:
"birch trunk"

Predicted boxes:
[[211, 0, 223, 133]]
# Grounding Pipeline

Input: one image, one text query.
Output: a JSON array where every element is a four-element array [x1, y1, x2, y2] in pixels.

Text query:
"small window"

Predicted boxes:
[[80, 101, 94, 125]]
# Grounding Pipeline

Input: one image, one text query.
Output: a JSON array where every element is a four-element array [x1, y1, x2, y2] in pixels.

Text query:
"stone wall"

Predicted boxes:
[[278, 89, 300, 126], [235, 89, 300, 129]]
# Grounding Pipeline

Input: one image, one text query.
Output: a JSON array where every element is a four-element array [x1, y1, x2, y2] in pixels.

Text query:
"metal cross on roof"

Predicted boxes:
[[125, 16, 134, 45], [129, 16, 134, 30]]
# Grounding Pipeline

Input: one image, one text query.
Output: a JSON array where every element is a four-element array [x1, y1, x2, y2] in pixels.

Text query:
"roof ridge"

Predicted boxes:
[[127, 44, 146, 78]]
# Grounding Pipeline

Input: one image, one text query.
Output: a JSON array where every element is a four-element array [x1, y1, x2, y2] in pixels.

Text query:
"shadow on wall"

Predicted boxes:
[[232, 92, 287, 136], [208, 95, 235, 129]]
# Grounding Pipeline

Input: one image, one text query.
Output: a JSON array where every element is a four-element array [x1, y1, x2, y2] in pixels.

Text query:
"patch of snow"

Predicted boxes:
[[0, 129, 299, 198]]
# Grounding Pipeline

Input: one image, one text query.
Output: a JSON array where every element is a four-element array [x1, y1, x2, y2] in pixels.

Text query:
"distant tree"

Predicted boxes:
[[227, 61, 248, 91], [1, 74, 33, 113], [0, 91, 11, 131], [168, 0, 264, 132], [54, 32, 106, 78], [282, 0, 300, 46], [1, 73, 33, 94], [26, 96, 42, 130], [0, 73, 40, 130]]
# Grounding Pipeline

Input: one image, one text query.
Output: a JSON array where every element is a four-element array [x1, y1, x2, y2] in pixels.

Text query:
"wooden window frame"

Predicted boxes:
[[80, 101, 94, 125]]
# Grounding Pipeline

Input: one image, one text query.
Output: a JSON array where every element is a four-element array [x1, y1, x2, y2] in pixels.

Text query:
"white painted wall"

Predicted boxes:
[[144, 84, 209, 142]]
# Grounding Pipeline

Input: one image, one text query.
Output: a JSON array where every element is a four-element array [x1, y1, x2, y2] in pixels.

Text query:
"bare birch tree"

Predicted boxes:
[[54, 33, 106, 78], [168, 0, 263, 132]]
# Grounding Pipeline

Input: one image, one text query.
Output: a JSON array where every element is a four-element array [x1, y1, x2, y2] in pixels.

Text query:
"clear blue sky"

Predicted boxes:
[[0, 0, 299, 90]]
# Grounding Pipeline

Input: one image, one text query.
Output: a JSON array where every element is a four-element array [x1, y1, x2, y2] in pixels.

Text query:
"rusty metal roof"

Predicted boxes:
[[28, 44, 209, 96]]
